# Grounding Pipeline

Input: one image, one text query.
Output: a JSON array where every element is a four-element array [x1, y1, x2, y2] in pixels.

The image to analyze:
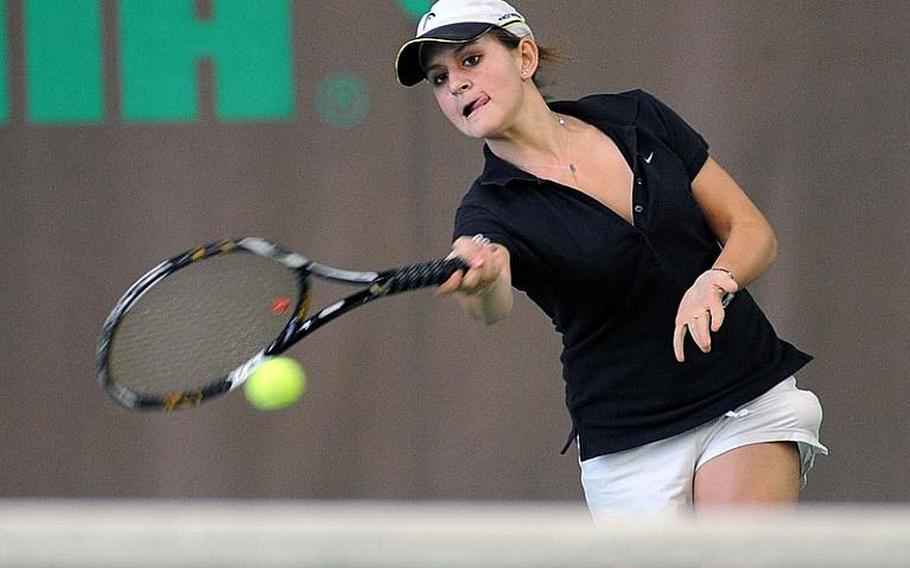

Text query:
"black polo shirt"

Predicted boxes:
[[453, 89, 811, 460]]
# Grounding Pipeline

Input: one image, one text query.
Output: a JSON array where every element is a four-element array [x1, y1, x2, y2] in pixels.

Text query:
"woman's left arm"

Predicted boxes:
[[672, 156, 778, 362]]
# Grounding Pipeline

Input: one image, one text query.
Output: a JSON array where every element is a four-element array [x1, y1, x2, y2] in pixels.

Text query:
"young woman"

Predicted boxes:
[[395, 0, 826, 518]]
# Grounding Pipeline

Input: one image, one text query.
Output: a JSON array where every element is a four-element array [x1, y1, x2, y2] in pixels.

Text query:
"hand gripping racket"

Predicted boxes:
[[96, 237, 467, 411]]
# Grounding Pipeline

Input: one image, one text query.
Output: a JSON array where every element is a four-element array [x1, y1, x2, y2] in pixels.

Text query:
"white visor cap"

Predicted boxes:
[[395, 0, 534, 87]]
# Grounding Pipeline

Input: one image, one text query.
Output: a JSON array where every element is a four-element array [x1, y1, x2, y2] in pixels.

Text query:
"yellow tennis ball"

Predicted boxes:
[[243, 357, 306, 411]]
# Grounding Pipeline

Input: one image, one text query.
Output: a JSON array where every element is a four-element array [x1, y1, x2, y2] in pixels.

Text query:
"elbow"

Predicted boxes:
[[481, 313, 503, 326], [764, 221, 779, 265], [768, 232, 779, 265], [481, 300, 512, 326], [739, 215, 778, 267], [477, 292, 513, 325]]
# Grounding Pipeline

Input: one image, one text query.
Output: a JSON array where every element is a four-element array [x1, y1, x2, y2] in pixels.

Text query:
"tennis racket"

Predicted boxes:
[[96, 237, 467, 411]]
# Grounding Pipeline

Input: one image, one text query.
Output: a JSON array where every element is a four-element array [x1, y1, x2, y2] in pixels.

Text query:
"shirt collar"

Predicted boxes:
[[477, 93, 641, 188]]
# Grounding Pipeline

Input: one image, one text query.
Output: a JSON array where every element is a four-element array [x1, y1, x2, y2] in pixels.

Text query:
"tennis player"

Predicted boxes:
[[395, 0, 826, 518]]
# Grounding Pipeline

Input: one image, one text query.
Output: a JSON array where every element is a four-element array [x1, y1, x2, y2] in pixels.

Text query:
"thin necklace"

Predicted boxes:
[[520, 114, 578, 179], [557, 114, 578, 177]]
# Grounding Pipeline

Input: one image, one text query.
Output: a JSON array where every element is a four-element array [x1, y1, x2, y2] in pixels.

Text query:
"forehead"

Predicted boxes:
[[420, 34, 502, 69]]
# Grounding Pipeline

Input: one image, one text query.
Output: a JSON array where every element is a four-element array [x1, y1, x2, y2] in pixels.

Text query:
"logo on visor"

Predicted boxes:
[[420, 12, 436, 32]]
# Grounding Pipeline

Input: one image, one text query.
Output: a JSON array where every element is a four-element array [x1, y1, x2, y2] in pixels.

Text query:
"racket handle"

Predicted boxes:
[[383, 257, 469, 294]]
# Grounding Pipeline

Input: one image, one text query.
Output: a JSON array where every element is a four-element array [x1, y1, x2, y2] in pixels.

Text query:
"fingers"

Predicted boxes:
[[708, 299, 726, 332], [437, 270, 463, 295], [674, 290, 731, 362], [461, 254, 488, 290], [674, 309, 709, 361], [715, 271, 739, 294], [673, 264, 743, 363], [688, 309, 712, 352], [673, 322, 687, 362], [443, 234, 502, 296]]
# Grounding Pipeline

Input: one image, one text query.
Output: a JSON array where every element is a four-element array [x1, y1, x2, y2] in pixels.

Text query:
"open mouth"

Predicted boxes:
[[463, 95, 489, 118]]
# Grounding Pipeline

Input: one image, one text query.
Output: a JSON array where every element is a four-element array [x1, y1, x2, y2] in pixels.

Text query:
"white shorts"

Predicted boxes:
[[579, 376, 827, 519]]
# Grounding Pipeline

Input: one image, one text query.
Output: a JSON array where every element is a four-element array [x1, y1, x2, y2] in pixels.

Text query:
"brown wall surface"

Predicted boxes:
[[1, 1, 908, 504]]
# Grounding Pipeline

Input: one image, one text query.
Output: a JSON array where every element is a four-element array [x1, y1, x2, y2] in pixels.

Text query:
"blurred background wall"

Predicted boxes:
[[1, 0, 907, 504]]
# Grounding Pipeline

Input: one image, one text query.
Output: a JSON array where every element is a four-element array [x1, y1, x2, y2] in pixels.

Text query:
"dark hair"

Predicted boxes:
[[418, 27, 566, 88], [486, 27, 566, 87]]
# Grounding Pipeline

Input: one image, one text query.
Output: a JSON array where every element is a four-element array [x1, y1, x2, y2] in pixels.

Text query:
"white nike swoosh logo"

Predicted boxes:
[[644, 152, 654, 164]]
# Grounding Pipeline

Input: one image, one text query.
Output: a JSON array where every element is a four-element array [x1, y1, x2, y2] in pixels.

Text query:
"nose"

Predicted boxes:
[[448, 72, 471, 95]]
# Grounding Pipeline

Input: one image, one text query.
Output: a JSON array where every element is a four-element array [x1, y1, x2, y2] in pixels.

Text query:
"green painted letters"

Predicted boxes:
[[25, 0, 103, 123], [120, 0, 293, 122]]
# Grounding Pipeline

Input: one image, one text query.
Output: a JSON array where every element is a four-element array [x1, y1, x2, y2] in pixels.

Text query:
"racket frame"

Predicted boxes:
[[97, 237, 465, 411]]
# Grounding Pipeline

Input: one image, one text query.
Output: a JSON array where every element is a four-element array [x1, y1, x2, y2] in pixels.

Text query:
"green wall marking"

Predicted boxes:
[[120, 0, 293, 122], [397, 0, 433, 22], [315, 71, 370, 129], [25, 0, 103, 123]]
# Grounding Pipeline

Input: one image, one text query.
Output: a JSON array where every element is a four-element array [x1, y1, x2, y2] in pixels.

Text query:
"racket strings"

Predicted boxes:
[[107, 253, 301, 396]]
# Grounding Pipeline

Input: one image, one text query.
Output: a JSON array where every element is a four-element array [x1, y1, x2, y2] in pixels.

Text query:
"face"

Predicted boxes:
[[423, 34, 530, 140]]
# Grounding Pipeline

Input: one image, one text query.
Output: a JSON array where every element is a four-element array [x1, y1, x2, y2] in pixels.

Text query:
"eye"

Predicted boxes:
[[463, 54, 481, 67], [430, 72, 448, 86]]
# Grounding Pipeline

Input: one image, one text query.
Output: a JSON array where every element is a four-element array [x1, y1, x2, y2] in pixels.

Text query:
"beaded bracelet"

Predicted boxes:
[[708, 267, 737, 284]]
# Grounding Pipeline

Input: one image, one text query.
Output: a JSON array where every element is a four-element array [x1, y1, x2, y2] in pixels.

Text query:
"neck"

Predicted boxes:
[[484, 91, 566, 168]]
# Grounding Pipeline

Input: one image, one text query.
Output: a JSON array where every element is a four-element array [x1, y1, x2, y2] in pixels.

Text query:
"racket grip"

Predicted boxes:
[[383, 257, 469, 293]]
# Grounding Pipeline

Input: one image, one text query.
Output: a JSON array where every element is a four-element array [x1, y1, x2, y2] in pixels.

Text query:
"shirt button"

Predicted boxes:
[[636, 178, 643, 185], [634, 205, 644, 213]]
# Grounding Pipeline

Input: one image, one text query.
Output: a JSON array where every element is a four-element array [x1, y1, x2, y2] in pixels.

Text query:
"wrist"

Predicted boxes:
[[708, 266, 737, 286]]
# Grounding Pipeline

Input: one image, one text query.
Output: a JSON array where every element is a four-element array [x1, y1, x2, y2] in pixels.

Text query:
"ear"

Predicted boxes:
[[517, 37, 540, 79]]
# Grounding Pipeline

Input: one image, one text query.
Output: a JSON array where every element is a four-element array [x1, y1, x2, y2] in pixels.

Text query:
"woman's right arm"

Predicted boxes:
[[438, 235, 513, 325]]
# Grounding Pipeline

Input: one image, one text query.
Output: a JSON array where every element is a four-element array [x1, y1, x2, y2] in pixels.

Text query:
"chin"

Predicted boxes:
[[461, 125, 489, 139], [460, 114, 500, 139]]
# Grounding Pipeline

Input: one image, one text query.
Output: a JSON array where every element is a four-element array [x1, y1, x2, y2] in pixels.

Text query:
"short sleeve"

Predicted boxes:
[[640, 91, 710, 180], [452, 202, 515, 252]]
